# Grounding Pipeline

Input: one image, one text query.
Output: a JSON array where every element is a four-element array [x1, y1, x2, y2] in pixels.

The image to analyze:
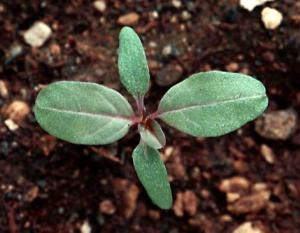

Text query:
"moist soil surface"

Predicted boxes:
[[0, 1, 300, 233]]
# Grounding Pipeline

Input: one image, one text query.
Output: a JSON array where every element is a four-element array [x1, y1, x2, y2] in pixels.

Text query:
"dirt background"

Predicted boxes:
[[0, 0, 300, 233]]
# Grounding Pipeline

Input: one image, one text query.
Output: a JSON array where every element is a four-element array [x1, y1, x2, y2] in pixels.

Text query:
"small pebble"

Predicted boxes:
[[5, 44, 23, 64], [162, 44, 180, 58], [240, 0, 274, 12], [233, 222, 264, 233], [80, 220, 91, 233], [255, 109, 297, 140], [93, 0, 106, 13], [23, 22, 52, 47], [226, 62, 239, 72], [219, 177, 250, 193], [172, 0, 182, 8], [24, 186, 39, 202], [99, 199, 116, 215], [261, 7, 283, 30], [2, 100, 30, 123], [117, 12, 140, 25], [228, 189, 270, 215], [260, 144, 275, 164], [4, 119, 19, 131], [173, 190, 198, 217], [181, 11, 192, 21], [0, 80, 8, 98]]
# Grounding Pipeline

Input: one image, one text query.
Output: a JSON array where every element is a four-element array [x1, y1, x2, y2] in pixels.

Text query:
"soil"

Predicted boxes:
[[1, 0, 300, 233]]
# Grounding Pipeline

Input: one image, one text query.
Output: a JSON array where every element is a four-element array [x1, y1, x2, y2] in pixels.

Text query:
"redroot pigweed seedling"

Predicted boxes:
[[34, 27, 268, 209]]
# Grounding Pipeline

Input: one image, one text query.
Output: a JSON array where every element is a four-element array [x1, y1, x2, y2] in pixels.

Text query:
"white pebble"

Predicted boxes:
[[80, 220, 91, 233], [93, 0, 106, 12], [240, 0, 274, 12], [23, 22, 52, 48], [172, 0, 182, 8], [261, 7, 283, 30], [233, 222, 264, 233], [4, 119, 19, 131]]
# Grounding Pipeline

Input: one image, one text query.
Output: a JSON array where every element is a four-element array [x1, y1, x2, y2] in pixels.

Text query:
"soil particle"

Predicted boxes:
[[112, 178, 140, 219], [240, 0, 274, 12], [261, 7, 283, 30], [226, 62, 239, 72], [148, 209, 160, 220], [99, 199, 116, 215], [227, 187, 270, 215], [80, 220, 92, 233], [117, 12, 140, 26], [173, 190, 198, 217], [4, 119, 19, 131], [260, 144, 275, 164], [233, 222, 265, 233], [255, 109, 298, 140], [23, 22, 52, 48], [188, 214, 215, 232], [219, 176, 250, 193], [24, 186, 39, 202], [0, 80, 9, 98], [93, 1, 106, 13], [166, 147, 186, 180], [2, 100, 30, 124]]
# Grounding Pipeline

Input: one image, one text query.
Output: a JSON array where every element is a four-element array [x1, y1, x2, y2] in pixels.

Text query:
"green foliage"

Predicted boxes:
[[34, 26, 268, 209], [118, 26, 150, 100], [132, 143, 172, 209], [34, 81, 133, 145], [138, 120, 166, 149], [157, 71, 268, 137]]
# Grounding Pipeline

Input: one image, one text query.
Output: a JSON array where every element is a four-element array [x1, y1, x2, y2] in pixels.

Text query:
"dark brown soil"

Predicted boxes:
[[1, 1, 300, 233]]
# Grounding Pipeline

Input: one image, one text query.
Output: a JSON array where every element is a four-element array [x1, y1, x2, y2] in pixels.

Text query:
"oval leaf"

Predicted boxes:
[[138, 120, 166, 149], [118, 26, 150, 100], [34, 81, 134, 145], [157, 71, 268, 137], [132, 143, 172, 209]]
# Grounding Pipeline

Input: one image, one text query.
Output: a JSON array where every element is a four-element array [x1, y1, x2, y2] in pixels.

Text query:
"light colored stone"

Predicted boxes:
[[24, 22, 52, 47], [80, 220, 91, 233], [173, 190, 198, 217], [181, 11, 191, 21], [240, 0, 274, 12], [117, 12, 140, 25], [261, 7, 283, 30], [93, 0, 106, 12], [233, 222, 264, 233], [226, 62, 239, 72], [172, 0, 182, 8], [4, 119, 19, 131], [2, 100, 30, 123], [228, 190, 270, 215], [219, 177, 250, 193], [260, 144, 275, 164], [0, 80, 8, 98], [255, 109, 297, 140], [99, 199, 116, 215], [227, 192, 241, 203]]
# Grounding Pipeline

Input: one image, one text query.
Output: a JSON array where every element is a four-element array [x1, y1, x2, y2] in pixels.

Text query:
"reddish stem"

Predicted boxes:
[[148, 111, 159, 120]]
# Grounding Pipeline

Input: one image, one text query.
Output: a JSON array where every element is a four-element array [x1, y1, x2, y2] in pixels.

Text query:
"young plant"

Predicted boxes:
[[34, 27, 268, 209]]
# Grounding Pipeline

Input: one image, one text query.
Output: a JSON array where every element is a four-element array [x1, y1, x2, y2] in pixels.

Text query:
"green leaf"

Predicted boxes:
[[157, 71, 268, 137], [34, 81, 134, 145], [132, 143, 172, 209], [118, 26, 150, 100], [138, 120, 166, 149]]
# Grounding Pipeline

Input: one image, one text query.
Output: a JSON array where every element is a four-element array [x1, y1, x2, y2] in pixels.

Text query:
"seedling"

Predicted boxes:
[[34, 27, 268, 209]]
